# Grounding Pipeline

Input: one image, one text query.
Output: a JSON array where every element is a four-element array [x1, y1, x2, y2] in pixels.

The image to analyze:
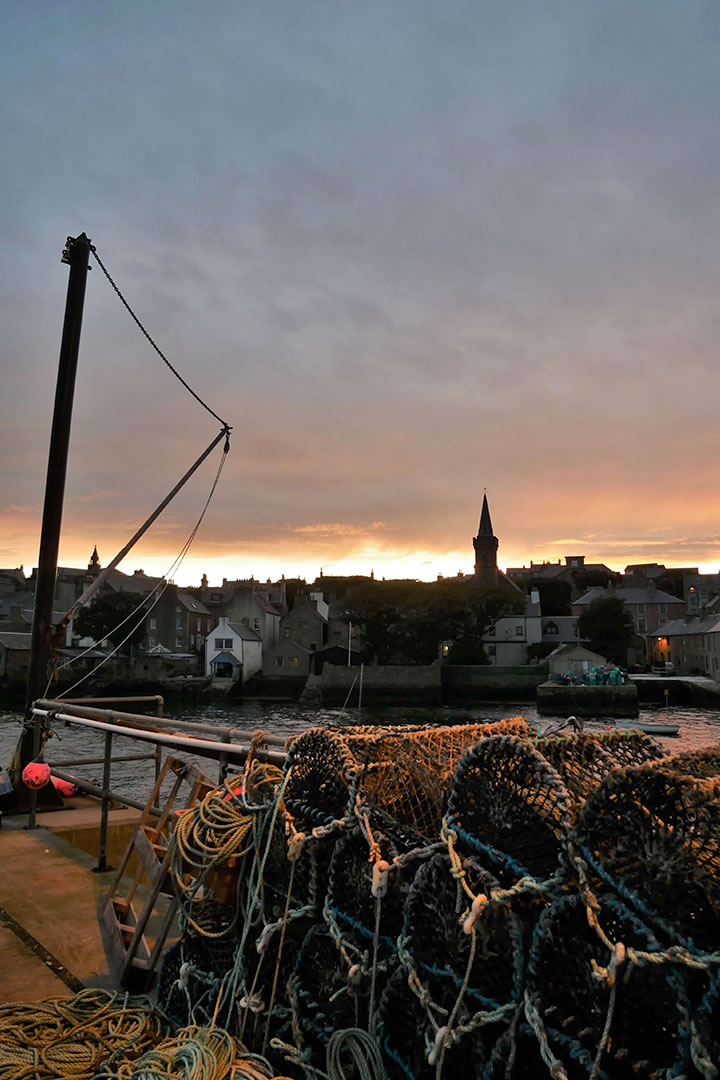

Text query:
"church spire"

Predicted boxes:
[[88, 545, 101, 574], [473, 493, 498, 585], [478, 493, 493, 537]]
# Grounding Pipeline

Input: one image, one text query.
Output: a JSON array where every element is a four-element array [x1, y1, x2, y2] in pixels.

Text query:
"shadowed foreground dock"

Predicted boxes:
[[0, 804, 139, 1003]]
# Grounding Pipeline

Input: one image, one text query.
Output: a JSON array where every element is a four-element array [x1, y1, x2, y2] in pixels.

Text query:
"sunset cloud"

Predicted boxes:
[[1, 2, 719, 586]]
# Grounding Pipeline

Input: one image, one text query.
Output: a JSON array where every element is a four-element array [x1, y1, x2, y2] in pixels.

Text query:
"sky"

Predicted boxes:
[[2, 1, 720, 587]]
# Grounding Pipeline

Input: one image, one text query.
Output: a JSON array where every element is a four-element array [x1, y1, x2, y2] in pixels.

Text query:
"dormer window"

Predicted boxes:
[[544, 621, 559, 635]]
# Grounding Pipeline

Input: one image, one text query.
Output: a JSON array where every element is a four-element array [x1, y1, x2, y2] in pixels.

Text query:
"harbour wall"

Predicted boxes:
[[536, 680, 639, 718], [318, 662, 443, 706], [443, 664, 548, 702], [315, 662, 548, 707]]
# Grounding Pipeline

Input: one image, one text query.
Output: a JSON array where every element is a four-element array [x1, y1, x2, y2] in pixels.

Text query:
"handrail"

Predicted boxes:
[[31, 704, 287, 871], [33, 708, 287, 767], [37, 698, 288, 748]]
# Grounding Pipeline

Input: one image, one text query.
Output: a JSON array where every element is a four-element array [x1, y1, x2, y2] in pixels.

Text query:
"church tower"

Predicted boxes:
[[87, 546, 101, 575], [473, 494, 499, 586]]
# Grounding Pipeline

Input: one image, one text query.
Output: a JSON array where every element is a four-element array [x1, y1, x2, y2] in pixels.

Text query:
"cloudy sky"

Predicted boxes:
[[2, 1, 719, 586]]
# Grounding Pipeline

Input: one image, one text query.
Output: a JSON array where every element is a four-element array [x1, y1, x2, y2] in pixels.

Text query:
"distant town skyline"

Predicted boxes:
[[2, 2, 720, 585]]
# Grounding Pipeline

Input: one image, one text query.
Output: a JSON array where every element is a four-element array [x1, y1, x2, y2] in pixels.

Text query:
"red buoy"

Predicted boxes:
[[22, 759, 52, 790]]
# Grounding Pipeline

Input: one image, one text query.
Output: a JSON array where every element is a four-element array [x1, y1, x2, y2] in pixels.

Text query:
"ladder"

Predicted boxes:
[[101, 754, 211, 989]]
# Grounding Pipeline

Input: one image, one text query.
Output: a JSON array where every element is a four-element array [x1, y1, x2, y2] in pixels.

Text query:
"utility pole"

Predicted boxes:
[[22, 234, 91, 771]]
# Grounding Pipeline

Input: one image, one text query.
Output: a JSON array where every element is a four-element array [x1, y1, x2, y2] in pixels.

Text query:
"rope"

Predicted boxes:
[[52, 439, 228, 698], [326, 1029, 387, 1080], [90, 245, 230, 429]]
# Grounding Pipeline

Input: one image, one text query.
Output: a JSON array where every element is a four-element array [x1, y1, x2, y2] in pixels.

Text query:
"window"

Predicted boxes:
[[176, 606, 182, 614], [149, 617, 157, 630], [275, 657, 284, 667], [253, 619, 260, 630], [283, 627, 291, 638], [148, 636, 156, 647], [638, 619, 646, 633], [196, 618, 201, 631], [487, 644, 496, 656], [488, 626, 496, 636], [190, 634, 195, 648], [223, 638, 233, 648], [516, 625, 523, 636], [215, 638, 224, 649], [637, 604, 645, 614], [544, 622, 558, 635], [176, 638, 183, 649], [289, 656, 299, 666], [211, 592, 222, 602], [176, 618, 183, 630], [660, 604, 667, 615]]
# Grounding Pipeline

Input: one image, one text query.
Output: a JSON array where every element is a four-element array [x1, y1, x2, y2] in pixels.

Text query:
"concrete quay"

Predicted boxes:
[[0, 798, 146, 1004]]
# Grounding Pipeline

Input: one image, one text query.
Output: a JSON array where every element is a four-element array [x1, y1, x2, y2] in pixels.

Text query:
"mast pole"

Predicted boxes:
[[22, 233, 91, 753]]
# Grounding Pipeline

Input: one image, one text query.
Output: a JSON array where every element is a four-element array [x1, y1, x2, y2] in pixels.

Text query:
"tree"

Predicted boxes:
[[74, 591, 148, 652], [576, 597, 635, 665], [344, 579, 524, 665], [527, 579, 571, 616], [655, 570, 686, 600]]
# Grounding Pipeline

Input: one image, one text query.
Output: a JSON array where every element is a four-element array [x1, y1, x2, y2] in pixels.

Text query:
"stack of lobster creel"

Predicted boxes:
[[158, 722, 720, 1080]]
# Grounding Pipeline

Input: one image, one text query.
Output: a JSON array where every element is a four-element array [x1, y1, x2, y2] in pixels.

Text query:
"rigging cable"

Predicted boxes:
[[89, 244, 230, 430], [50, 439, 230, 699]]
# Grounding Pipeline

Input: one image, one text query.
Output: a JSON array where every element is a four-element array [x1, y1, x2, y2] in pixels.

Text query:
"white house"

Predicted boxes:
[[205, 616, 262, 684], [481, 590, 581, 665]]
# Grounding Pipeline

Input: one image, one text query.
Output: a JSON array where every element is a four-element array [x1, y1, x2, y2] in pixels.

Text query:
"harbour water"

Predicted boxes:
[[1, 700, 719, 806]]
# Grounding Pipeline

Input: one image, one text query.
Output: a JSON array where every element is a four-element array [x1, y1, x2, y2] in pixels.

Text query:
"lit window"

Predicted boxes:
[[289, 656, 299, 666]]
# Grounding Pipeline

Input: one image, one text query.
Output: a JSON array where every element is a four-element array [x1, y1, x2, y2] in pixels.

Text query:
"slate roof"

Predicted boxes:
[[574, 587, 683, 606], [211, 650, 240, 665], [253, 595, 281, 616], [226, 622, 262, 641], [176, 591, 211, 616], [652, 616, 720, 637]]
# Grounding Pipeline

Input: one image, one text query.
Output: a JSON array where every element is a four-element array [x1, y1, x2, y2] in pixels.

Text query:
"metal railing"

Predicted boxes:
[[31, 697, 287, 872]]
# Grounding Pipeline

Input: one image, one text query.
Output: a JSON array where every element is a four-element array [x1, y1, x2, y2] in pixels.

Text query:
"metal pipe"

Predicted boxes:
[[60, 427, 229, 629], [37, 698, 287, 747], [96, 731, 113, 872], [49, 767, 161, 818], [62, 695, 164, 710], [33, 709, 287, 767], [23, 233, 92, 811], [47, 753, 155, 766]]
